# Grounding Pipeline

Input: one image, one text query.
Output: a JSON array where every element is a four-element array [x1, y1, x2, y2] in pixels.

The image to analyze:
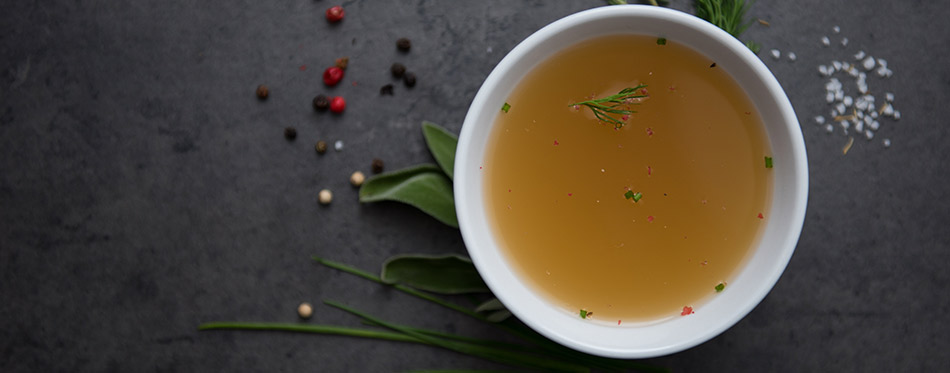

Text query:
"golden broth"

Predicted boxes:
[[484, 34, 772, 322]]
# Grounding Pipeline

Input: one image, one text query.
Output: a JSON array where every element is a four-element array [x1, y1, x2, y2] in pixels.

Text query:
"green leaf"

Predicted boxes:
[[359, 164, 458, 227], [381, 254, 489, 294], [474, 298, 506, 313], [421, 121, 458, 180]]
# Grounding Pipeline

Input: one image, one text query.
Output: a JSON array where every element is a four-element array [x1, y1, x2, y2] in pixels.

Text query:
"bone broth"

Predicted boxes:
[[484, 34, 772, 322]]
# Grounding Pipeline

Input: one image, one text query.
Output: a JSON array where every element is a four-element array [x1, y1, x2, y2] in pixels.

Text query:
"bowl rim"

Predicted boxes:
[[455, 4, 808, 358]]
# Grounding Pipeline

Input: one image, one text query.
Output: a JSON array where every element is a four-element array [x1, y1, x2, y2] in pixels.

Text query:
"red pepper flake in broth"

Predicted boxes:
[[681, 306, 694, 316], [567, 193, 573, 197], [553, 140, 559, 146], [745, 111, 751, 115], [647, 166, 652, 176], [618, 320, 622, 325], [647, 215, 654, 222], [646, 128, 654, 136], [758, 212, 764, 219]]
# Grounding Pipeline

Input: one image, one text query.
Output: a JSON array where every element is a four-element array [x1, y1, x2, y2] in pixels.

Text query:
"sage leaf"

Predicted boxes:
[[474, 298, 506, 313], [421, 121, 458, 180], [359, 164, 458, 227], [381, 254, 489, 294], [486, 309, 513, 323]]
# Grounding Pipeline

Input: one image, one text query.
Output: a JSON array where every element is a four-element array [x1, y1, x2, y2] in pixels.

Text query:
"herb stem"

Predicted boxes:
[[569, 85, 648, 128], [198, 322, 420, 343]]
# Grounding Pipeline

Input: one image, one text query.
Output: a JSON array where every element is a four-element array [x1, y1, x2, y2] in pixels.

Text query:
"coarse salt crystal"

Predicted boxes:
[[863, 115, 872, 124], [865, 130, 874, 140], [825, 92, 835, 103], [833, 26, 841, 33], [821, 36, 831, 46], [815, 116, 826, 125], [825, 124, 834, 133], [835, 90, 844, 100], [836, 103, 846, 114], [843, 96, 853, 106], [869, 120, 880, 130], [770, 49, 781, 59], [877, 58, 887, 68], [885, 92, 895, 102], [788, 52, 797, 61], [832, 61, 843, 71], [840, 37, 849, 46], [893, 111, 901, 120], [334, 140, 344, 151], [883, 105, 894, 116], [855, 121, 864, 132], [819, 65, 830, 76], [870, 111, 878, 119], [854, 50, 866, 60], [862, 56, 876, 70], [839, 121, 850, 130], [883, 138, 891, 147]]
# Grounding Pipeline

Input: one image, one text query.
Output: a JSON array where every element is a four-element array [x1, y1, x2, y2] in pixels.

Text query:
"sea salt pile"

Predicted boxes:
[[813, 26, 897, 148]]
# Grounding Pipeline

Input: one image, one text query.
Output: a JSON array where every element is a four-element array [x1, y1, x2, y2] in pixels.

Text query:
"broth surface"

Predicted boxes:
[[484, 34, 772, 322]]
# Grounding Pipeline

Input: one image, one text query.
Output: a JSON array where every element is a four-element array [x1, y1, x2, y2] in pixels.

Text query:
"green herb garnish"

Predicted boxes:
[[625, 190, 643, 202], [694, 0, 759, 53], [765, 156, 773, 168], [569, 85, 648, 128], [501, 102, 511, 113], [656, 37, 667, 45], [579, 309, 589, 319], [715, 282, 726, 292]]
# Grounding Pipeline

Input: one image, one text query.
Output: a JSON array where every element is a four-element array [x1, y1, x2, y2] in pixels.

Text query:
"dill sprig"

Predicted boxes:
[[569, 84, 648, 128], [694, 0, 759, 53]]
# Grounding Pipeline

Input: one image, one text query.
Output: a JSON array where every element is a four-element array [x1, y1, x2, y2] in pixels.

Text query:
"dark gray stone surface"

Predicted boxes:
[[2, 1, 948, 371]]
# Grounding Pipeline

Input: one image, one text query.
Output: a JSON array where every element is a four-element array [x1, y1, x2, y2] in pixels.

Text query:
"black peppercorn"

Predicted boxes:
[[315, 140, 327, 154], [390, 63, 406, 78], [396, 38, 411, 52], [313, 94, 330, 111], [403, 72, 416, 88], [284, 127, 297, 140], [256, 85, 269, 99], [380, 84, 394, 96], [371, 158, 384, 174]]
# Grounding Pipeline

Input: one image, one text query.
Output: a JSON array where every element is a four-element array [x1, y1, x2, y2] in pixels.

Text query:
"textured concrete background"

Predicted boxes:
[[2, 0, 948, 371]]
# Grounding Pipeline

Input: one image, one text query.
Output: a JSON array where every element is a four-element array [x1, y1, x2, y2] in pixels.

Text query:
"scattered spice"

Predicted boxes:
[[298, 302, 313, 319], [764, 156, 773, 168], [758, 19, 770, 26], [681, 306, 694, 316], [325, 5, 344, 23], [647, 166, 652, 176], [647, 215, 654, 223], [403, 72, 417, 88], [553, 140, 559, 146], [330, 96, 346, 113], [710, 62, 717, 68], [646, 127, 654, 136], [284, 127, 297, 140], [371, 158, 385, 174], [318, 189, 333, 205], [842, 136, 854, 154], [350, 171, 366, 187], [315, 140, 328, 154], [256, 84, 269, 99], [390, 63, 406, 78], [313, 94, 330, 111], [379, 84, 394, 95], [335, 57, 349, 69], [757, 212, 764, 219], [617, 320, 622, 326], [656, 37, 667, 45], [324, 66, 345, 86], [501, 102, 511, 113], [396, 37, 412, 52], [715, 282, 726, 292]]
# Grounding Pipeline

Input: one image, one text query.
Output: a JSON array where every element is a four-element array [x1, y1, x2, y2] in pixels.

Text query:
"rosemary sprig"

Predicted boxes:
[[569, 84, 648, 128]]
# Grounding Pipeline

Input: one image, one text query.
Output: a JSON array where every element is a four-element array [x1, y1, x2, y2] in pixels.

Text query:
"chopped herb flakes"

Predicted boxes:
[[579, 309, 591, 319], [765, 156, 773, 168], [657, 37, 667, 45], [501, 102, 511, 113], [624, 190, 643, 202], [715, 282, 726, 292]]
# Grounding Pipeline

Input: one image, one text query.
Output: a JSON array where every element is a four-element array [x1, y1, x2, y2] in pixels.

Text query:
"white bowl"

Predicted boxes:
[[455, 5, 807, 358]]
